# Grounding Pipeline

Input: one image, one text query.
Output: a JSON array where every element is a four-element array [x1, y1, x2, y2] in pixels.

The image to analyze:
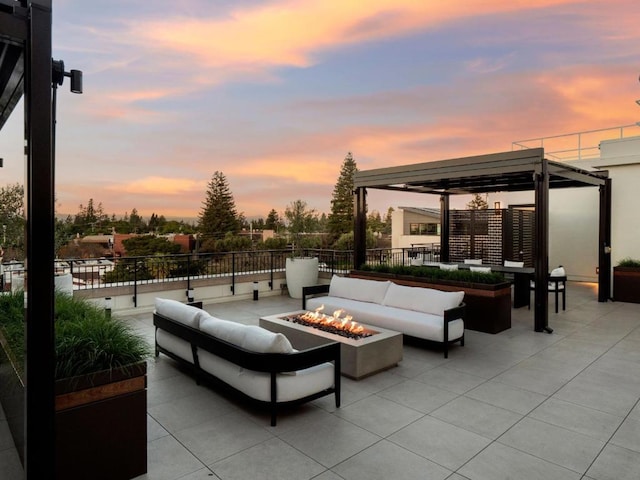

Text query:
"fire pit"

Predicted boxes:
[[280, 306, 377, 340], [259, 311, 403, 380]]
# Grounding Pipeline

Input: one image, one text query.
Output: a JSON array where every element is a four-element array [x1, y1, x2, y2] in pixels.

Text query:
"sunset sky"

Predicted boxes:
[[1, 0, 639, 221]]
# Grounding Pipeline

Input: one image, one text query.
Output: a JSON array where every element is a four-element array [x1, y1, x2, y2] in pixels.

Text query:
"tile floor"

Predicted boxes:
[[2, 282, 640, 479]]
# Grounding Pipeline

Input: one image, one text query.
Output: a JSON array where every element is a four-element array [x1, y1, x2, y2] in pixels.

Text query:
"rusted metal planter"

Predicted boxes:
[[613, 266, 640, 303]]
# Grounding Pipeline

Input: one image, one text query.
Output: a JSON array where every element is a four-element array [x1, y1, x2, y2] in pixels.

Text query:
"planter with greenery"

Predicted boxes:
[[0, 291, 150, 480], [351, 265, 513, 334], [613, 258, 640, 304]]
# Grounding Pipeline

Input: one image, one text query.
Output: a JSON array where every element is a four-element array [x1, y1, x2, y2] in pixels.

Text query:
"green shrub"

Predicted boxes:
[[0, 291, 150, 380], [617, 258, 640, 268], [357, 264, 507, 285]]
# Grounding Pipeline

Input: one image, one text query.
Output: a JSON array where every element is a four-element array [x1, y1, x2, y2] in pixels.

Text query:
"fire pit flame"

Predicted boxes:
[[281, 305, 375, 340]]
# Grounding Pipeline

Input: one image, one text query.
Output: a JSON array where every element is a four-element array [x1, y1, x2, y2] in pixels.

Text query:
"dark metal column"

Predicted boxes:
[[353, 187, 367, 269], [533, 159, 550, 333], [598, 178, 612, 302], [440, 194, 450, 262], [24, 1, 55, 477]]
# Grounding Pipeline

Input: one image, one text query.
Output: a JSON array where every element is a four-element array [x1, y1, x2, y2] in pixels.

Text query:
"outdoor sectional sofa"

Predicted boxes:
[[153, 298, 340, 426], [302, 275, 465, 358]]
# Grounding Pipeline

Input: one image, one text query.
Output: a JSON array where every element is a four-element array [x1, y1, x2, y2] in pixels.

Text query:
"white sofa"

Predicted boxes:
[[153, 298, 340, 426], [303, 275, 465, 358]]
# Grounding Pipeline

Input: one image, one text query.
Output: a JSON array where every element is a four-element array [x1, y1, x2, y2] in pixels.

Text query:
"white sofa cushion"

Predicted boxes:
[[382, 282, 464, 317], [464, 259, 483, 265], [306, 296, 464, 342], [156, 329, 194, 362], [197, 350, 335, 402], [155, 298, 207, 329], [200, 316, 294, 354], [550, 266, 566, 277], [470, 266, 492, 273], [504, 260, 524, 268], [328, 275, 390, 304]]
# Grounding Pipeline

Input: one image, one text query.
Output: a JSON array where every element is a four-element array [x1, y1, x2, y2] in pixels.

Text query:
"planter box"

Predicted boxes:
[[55, 361, 147, 480], [0, 343, 147, 480], [613, 266, 640, 303], [349, 270, 512, 334]]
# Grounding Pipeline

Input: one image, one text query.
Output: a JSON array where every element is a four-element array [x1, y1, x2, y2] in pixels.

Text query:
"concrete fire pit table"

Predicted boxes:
[[259, 311, 403, 380]]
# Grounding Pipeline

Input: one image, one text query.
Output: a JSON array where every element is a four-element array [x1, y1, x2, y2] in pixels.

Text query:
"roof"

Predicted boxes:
[[399, 206, 440, 218], [354, 148, 608, 195]]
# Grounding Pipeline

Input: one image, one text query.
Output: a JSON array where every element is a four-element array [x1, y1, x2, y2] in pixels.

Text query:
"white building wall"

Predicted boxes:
[[489, 135, 640, 283], [391, 208, 440, 249], [598, 136, 640, 266]]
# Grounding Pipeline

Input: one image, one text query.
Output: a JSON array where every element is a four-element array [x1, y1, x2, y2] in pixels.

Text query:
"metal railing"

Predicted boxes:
[[512, 124, 640, 162], [0, 244, 441, 296]]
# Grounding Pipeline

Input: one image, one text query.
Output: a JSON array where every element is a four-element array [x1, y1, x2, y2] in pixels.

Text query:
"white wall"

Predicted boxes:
[[599, 136, 640, 266]]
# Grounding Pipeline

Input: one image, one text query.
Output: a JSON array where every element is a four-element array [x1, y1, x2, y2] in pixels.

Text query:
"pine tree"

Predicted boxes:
[[198, 171, 240, 239], [467, 193, 489, 210], [327, 152, 358, 243], [265, 209, 282, 231]]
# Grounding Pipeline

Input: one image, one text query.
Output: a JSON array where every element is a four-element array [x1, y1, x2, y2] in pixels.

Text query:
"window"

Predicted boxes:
[[408, 223, 439, 235]]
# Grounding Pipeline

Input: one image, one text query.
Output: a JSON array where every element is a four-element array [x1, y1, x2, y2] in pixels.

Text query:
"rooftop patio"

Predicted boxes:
[[4, 282, 639, 480]]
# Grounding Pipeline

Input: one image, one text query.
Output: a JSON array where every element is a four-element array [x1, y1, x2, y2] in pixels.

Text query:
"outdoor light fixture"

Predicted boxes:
[[52, 59, 83, 94], [253, 281, 259, 301], [494, 201, 501, 210], [186, 288, 194, 302], [104, 297, 113, 318]]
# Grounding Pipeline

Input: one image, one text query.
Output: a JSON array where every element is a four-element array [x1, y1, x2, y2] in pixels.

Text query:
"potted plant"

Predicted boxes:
[[284, 200, 319, 299], [613, 257, 640, 303], [351, 264, 513, 334], [0, 291, 151, 480]]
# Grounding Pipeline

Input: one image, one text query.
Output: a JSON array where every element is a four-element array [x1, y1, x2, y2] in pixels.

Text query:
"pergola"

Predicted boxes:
[[353, 148, 612, 332]]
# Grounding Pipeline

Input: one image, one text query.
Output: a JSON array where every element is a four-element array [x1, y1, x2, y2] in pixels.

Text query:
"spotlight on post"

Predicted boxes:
[[186, 288, 194, 303], [253, 281, 259, 301], [104, 297, 113, 319]]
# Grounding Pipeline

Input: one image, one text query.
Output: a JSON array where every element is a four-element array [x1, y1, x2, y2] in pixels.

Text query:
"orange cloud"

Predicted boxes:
[[107, 177, 204, 195], [128, 0, 585, 80]]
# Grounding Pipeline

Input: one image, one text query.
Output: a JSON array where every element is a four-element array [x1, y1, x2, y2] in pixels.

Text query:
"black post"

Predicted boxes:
[[353, 187, 367, 269], [25, 1, 55, 477], [440, 194, 450, 262], [598, 178, 612, 302], [533, 159, 550, 333]]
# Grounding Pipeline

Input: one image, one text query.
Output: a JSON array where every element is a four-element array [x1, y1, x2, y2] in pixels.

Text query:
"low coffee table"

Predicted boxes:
[[259, 311, 403, 380]]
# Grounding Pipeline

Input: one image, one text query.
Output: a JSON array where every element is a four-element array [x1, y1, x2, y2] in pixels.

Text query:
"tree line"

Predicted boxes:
[[0, 153, 394, 260]]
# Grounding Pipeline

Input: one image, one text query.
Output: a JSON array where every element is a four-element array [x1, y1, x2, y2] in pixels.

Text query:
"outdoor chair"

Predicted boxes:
[[529, 266, 566, 313]]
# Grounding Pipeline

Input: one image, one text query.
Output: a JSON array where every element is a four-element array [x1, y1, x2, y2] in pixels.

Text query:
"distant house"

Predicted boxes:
[[391, 207, 440, 249]]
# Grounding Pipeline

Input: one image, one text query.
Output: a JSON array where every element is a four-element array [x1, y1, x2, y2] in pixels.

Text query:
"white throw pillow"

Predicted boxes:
[[328, 275, 390, 304], [155, 298, 207, 329], [464, 259, 483, 265], [439, 263, 459, 271], [470, 266, 492, 273], [550, 266, 566, 277], [382, 282, 464, 316]]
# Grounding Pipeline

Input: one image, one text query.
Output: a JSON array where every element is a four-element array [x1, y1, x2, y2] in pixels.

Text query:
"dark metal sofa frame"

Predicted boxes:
[[302, 284, 465, 358], [153, 312, 341, 426]]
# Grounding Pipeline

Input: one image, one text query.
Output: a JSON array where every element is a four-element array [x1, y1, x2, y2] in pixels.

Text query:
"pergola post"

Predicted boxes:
[[353, 187, 367, 269], [440, 194, 450, 262], [24, 0, 56, 477], [533, 160, 550, 332], [598, 178, 612, 301]]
